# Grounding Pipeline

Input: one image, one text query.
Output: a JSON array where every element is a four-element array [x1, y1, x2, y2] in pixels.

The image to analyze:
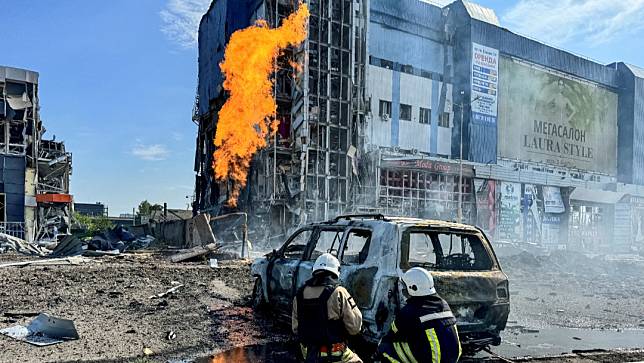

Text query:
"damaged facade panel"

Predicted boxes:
[[0, 65, 72, 242]]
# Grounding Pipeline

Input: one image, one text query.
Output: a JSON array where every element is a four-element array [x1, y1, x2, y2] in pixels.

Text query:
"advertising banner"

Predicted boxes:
[[497, 57, 618, 174], [474, 179, 496, 236], [543, 186, 565, 214], [542, 214, 562, 246], [471, 43, 499, 124], [523, 184, 542, 243], [497, 182, 522, 241]]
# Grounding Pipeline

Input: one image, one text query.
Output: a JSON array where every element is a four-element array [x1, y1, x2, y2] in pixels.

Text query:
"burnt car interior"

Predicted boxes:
[[401, 229, 494, 271]]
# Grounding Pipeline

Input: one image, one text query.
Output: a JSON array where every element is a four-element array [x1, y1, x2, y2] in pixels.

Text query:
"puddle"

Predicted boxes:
[[196, 342, 298, 363], [497, 327, 644, 357]]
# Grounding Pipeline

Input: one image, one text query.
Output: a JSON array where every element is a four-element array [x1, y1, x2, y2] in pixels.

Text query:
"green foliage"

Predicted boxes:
[[74, 212, 114, 235], [137, 200, 163, 217]]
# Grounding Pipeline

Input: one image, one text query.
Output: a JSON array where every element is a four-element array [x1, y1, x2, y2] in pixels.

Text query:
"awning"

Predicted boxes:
[[570, 188, 626, 204]]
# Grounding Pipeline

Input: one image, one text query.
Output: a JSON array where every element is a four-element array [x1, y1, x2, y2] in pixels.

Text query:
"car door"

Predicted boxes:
[[267, 227, 313, 314], [294, 226, 346, 292]]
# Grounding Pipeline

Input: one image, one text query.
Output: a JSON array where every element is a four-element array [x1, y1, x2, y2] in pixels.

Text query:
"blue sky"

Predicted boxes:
[[2, 0, 643, 215]]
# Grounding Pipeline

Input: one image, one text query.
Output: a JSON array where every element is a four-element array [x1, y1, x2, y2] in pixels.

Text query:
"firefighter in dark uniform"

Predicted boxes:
[[377, 267, 461, 363], [292, 253, 363, 363]]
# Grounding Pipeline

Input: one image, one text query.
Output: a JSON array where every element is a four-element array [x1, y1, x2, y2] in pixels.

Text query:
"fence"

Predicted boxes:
[[0, 222, 25, 240]]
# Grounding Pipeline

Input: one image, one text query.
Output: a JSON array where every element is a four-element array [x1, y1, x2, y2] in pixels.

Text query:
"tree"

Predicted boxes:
[[74, 213, 114, 235], [137, 200, 163, 216]]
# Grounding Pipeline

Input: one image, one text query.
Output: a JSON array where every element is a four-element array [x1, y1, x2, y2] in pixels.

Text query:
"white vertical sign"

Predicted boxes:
[[471, 42, 499, 124]]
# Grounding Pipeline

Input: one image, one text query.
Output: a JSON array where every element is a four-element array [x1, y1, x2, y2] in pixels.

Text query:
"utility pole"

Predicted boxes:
[[458, 96, 464, 223]]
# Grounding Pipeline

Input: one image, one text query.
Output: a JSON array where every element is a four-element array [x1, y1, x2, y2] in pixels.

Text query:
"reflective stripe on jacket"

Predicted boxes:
[[379, 295, 461, 363]]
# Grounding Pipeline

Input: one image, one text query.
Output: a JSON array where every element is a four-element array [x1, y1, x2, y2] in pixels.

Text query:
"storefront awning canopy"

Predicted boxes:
[[570, 188, 626, 204]]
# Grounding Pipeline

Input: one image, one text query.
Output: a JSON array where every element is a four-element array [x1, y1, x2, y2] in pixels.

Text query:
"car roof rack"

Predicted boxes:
[[332, 214, 387, 222]]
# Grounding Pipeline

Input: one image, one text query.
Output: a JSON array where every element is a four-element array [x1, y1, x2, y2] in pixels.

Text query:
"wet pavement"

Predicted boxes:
[[199, 327, 644, 362], [495, 326, 644, 358]]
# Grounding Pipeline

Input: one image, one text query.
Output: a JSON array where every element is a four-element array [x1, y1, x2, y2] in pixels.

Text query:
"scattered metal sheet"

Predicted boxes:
[[49, 235, 83, 257], [149, 284, 184, 299], [0, 313, 79, 346], [0, 256, 93, 268]]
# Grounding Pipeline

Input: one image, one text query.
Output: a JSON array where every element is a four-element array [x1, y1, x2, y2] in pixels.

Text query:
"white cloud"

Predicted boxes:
[[160, 0, 211, 48], [131, 144, 170, 161], [502, 0, 644, 47]]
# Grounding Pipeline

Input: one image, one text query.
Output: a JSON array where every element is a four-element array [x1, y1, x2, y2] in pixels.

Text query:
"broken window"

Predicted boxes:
[[282, 229, 313, 259], [438, 112, 450, 127], [341, 229, 372, 265], [401, 230, 493, 271], [400, 104, 412, 121], [310, 228, 344, 260], [379, 100, 392, 118], [420, 107, 431, 124]]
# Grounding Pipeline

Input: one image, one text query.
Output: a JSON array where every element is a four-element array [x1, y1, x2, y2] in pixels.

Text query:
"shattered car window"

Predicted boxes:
[[309, 229, 344, 260], [341, 229, 371, 265], [402, 229, 493, 271], [283, 229, 312, 259]]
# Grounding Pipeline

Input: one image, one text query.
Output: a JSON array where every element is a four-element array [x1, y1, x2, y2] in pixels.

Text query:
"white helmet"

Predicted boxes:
[[402, 267, 436, 296], [313, 253, 340, 277]]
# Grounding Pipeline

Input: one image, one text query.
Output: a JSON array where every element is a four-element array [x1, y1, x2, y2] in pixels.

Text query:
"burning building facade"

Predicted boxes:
[[194, 0, 644, 252], [0, 65, 72, 242]]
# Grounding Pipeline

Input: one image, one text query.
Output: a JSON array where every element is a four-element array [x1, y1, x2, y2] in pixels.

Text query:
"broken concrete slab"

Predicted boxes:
[[0, 313, 79, 346], [193, 214, 217, 245], [169, 243, 218, 263]]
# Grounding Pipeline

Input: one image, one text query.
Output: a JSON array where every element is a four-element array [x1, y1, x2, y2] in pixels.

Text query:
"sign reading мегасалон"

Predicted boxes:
[[524, 120, 593, 160], [497, 57, 617, 174]]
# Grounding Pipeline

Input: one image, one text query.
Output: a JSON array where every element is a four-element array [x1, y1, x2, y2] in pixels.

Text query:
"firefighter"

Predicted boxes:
[[377, 267, 461, 363], [292, 253, 363, 363]]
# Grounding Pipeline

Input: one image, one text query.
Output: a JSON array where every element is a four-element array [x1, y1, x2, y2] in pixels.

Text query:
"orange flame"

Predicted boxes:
[[214, 4, 310, 207]]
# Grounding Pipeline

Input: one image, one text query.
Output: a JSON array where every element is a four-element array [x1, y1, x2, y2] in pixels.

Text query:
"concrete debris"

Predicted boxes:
[[149, 284, 184, 299], [0, 313, 79, 346], [170, 243, 218, 263]]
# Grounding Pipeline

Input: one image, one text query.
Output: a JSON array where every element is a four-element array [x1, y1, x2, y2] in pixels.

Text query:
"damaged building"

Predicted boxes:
[[1, 65, 72, 242], [193, 0, 644, 253]]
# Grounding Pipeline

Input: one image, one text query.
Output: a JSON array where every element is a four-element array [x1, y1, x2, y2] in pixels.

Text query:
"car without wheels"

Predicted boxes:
[[250, 214, 510, 355]]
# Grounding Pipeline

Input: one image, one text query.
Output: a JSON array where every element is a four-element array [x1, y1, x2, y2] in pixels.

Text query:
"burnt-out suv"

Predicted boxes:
[[251, 214, 509, 353]]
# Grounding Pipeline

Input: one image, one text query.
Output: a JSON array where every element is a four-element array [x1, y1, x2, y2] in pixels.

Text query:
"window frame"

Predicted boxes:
[[339, 227, 373, 266], [379, 99, 392, 118], [419, 107, 431, 124], [306, 226, 347, 261], [400, 228, 495, 271], [399, 103, 412, 121], [438, 112, 450, 128], [279, 227, 314, 260]]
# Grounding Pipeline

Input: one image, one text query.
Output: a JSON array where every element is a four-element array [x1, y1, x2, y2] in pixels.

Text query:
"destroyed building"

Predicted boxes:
[[193, 0, 644, 253], [1, 65, 72, 242]]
